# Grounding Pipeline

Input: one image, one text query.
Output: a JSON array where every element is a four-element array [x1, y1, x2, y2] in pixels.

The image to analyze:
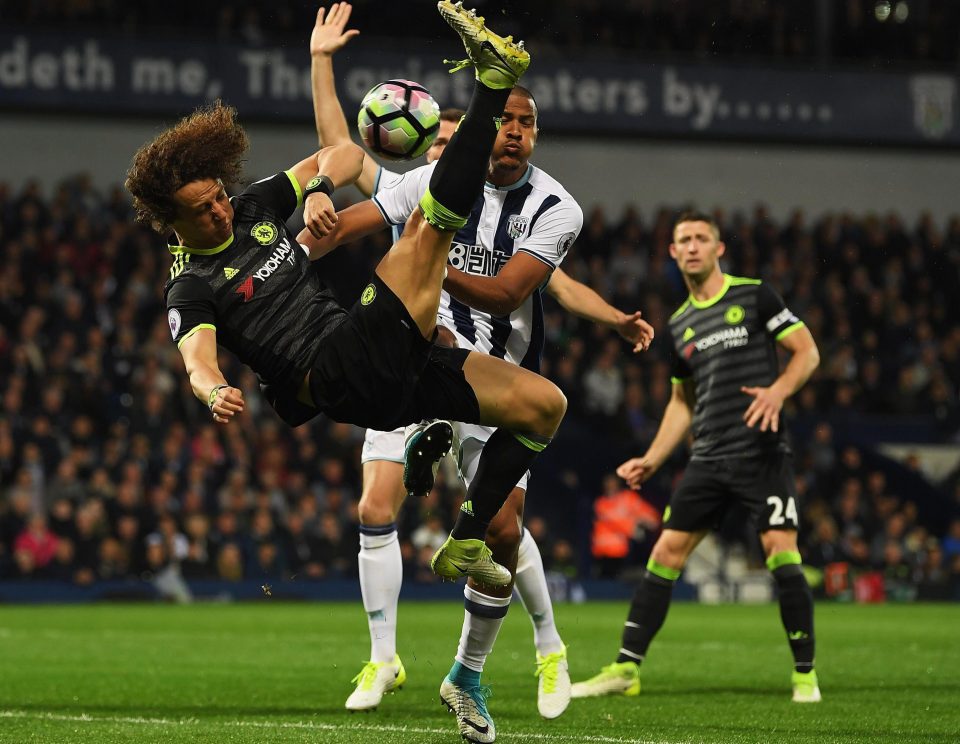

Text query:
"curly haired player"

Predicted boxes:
[[126, 3, 560, 601]]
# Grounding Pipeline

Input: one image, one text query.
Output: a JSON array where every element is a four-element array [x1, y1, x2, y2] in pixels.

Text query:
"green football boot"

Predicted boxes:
[[570, 661, 641, 698], [345, 655, 407, 711], [437, 1, 530, 89], [535, 646, 571, 719], [791, 669, 822, 703], [430, 536, 511, 587]]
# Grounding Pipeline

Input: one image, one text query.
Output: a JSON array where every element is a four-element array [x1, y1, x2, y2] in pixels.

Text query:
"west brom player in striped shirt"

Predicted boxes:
[[305, 6, 650, 732], [571, 211, 823, 704], [355, 90, 583, 732]]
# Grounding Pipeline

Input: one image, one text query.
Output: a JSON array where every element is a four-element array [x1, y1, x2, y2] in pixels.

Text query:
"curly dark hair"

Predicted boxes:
[[125, 102, 248, 232]]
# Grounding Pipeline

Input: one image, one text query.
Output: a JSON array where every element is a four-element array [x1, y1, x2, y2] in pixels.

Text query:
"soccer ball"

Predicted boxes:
[[357, 79, 440, 161]]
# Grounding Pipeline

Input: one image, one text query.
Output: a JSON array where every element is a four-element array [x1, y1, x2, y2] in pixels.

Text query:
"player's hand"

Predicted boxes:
[[304, 192, 338, 239], [210, 385, 245, 424], [616, 454, 659, 489], [310, 3, 360, 57], [614, 310, 654, 352], [741, 385, 784, 432]]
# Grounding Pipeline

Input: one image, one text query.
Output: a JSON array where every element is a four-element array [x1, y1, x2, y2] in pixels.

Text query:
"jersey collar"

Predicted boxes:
[[688, 273, 732, 309], [486, 164, 532, 192], [168, 233, 235, 256]]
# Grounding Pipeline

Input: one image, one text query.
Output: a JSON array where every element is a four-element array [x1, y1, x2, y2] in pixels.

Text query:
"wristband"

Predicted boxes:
[[208, 384, 229, 410], [303, 175, 334, 200]]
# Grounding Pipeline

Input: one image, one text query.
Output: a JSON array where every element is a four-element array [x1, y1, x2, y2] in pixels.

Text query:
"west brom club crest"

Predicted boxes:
[[507, 214, 529, 240]]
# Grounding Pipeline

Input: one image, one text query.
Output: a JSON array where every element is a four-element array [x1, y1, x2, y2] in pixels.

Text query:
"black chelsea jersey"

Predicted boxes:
[[668, 275, 805, 460], [163, 171, 347, 389]]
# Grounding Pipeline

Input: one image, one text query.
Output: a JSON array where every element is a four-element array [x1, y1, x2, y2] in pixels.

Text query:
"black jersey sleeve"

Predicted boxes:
[[239, 171, 304, 222], [669, 334, 693, 383], [757, 282, 804, 341], [165, 275, 217, 348]]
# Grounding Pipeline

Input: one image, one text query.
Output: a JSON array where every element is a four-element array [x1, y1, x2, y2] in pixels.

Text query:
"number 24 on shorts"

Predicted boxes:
[[767, 495, 798, 526]]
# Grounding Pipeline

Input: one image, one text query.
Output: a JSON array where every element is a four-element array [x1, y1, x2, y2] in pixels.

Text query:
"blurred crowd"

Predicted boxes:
[[0, 176, 958, 600], [796, 434, 960, 600], [3, 0, 959, 69]]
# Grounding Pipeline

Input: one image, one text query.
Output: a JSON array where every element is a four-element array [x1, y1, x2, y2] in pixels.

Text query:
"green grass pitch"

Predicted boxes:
[[0, 601, 957, 743]]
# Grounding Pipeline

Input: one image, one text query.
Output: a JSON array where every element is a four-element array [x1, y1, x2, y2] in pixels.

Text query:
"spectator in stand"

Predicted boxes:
[[590, 474, 660, 578], [583, 339, 626, 425], [181, 513, 214, 579], [804, 517, 842, 569], [216, 543, 244, 582], [283, 511, 324, 580], [250, 541, 285, 581], [45, 538, 80, 583], [315, 513, 353, 578], [14, 514, 59, 571], [943, 519, 960, 561]]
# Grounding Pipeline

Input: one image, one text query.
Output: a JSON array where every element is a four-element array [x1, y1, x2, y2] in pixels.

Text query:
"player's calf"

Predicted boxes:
[[473, 486, 524, 595]]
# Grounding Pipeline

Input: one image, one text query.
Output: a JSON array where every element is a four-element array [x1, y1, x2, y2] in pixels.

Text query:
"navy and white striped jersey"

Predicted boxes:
[[373, 163, 583, 371]]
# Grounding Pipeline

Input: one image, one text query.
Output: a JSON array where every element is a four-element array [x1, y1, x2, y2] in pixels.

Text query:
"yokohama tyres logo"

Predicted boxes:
[[253, 238, 295, 281], [694, 325, 748, 352]]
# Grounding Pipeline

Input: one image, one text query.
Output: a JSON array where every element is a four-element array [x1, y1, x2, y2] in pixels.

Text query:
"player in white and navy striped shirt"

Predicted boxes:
[[302, 3, 652, 727]]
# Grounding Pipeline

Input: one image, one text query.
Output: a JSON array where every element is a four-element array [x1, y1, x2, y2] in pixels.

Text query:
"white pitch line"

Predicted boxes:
[[0, 709, 694, 744]]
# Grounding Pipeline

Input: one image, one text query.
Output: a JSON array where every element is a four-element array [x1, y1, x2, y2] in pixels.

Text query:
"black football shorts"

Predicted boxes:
[[308, 274, 480, 431], [664, 453, 800, 533]]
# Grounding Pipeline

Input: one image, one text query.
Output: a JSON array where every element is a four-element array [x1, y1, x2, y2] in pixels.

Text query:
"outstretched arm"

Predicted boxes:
[[310, 3, 378, 196], [545, 268, 654, 352], [178, 329, 245, 425], [617, 381, 694, 489]]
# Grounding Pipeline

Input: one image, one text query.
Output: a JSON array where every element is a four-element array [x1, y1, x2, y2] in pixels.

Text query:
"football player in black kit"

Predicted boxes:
[[125, 2, 560, 587], [572, 211, 823, 704]]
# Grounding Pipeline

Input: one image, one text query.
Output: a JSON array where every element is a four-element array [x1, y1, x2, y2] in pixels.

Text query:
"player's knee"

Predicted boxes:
[[761, 529, 799, 559], [358, 490, 400, 526], [650, 541, 686, 571], [546, 384, 568, 425], [522, 380, 566, 435]]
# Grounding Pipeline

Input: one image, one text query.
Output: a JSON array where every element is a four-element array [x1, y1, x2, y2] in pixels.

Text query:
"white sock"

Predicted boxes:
[[514, 528, 565, 655], [455, 585, 511, 672], [358, 526, 402, 663]]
